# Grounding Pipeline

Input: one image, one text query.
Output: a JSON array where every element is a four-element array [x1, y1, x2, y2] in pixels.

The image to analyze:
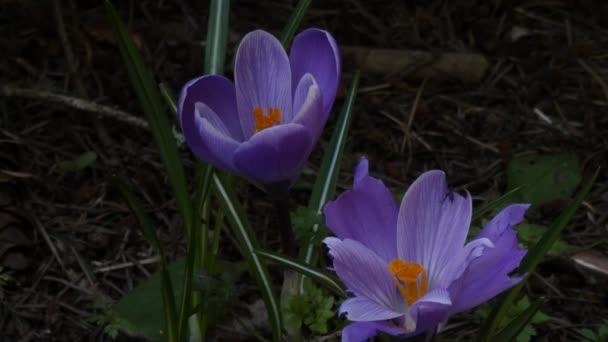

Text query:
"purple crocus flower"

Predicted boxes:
[[178, 29, 340, 193], [323, 158, 529, 341]]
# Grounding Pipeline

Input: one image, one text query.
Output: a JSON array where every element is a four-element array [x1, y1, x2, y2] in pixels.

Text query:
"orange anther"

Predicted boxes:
[[388, 259, 428, 306], [253, 106, 282, 133]]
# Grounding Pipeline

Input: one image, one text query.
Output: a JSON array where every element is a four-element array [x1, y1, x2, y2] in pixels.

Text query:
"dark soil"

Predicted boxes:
[[1, 0, 607, 341]]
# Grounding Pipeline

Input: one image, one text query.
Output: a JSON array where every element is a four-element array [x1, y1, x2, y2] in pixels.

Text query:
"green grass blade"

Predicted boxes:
[[204, 0, 230, 75], [159, 83, 178, 114], [212, 174, 282, 341], [104, 0, 193, 238], [256, 249, 345, 297], [113, 178, 178, 342], [177, 166, 214, 341], [280, 0, 312, 48], [478, 168, 599, 341], [492, 298, 544, 342], [301, 71, 360, 269], [472, 186, 522, 222]]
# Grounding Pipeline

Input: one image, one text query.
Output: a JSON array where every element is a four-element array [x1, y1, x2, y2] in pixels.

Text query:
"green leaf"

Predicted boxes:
[[477, 297, 549, 342], [507, 154, 581, 207], [492, 297, 545, 342], [516, 224, 572, 257], [204, 0, 230, 75], [256, 249, 345, 297], [108, 259, 186, 340], [212, 174, 282, 341], [280, 0, 312, 48], [479, 168, 599, 341], [283, 282, 336, 336], [104, 0, 194, 238], [291, 207, 327, 245], [113, 178, 178, 341], [57, 151, 97, 172], [300, 71, 360, 273]]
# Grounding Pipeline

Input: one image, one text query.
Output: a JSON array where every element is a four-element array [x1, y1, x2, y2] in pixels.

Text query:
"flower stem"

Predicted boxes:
[[270, 185, 296, 258]]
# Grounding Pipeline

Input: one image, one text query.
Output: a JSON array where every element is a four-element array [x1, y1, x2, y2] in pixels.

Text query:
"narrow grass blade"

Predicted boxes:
[[280, 0, 312, 48], [104, 1, 194, 238], [159, 83, 177, 114], [492, 298, 544, 342], [212, 174, 282, 341], [478, 168, 599, 341], [472, 186, 522, 222], [301, 71, 360, 269], [113, 178, 178, 342], [204, 0, 230, 75], [177, 166, 214, 342], [256, 249, 345, 297]]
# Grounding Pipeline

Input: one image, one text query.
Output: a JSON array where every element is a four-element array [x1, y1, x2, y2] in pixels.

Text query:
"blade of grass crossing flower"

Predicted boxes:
[[104, 1, 193, 238], [479, 168, 599, 341], [256, 249, 346, 297], [301, 71, 360, 269], [113, 178, 178, 342], [204, 0, 230, 75], [212, 174, 282, 341], [279, 0, 312, 48], [492, 298, 544, 342], [472, 186, 522, 222]]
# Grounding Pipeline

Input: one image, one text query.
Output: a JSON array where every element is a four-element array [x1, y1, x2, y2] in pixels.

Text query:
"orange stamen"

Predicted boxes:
[[253, 106, 282, 133], [388, 259, 428, 306]]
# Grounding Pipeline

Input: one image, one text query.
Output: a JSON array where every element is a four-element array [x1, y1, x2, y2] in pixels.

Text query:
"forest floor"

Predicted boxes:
[[1, 0, 607, 341]]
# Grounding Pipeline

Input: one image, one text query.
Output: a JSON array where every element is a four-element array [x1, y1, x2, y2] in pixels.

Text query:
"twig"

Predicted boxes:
[[92, 256, 160, 273], [1, 85, 149, 129]]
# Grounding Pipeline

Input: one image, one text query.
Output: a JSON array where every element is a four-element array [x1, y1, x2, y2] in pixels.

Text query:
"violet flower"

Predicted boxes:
[[323, 158, 529, 341], [178, 29, 340, 193]]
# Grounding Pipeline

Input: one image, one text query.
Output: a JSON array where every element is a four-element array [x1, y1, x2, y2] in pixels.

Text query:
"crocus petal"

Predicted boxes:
[[291, 74, 325, 141], [178, 75, 243, 142], [396, 171, 472, 288], [342, 321, 405, 342], [232, 123, 312, 187], [234, 30, 292, 138], [406, 288, 452, 334], [324, 158, 398, 261], [290, 28, 340, 117], [340, 296, 403, 321], [186, 103, 240, 172], [324, 237, 404, 312], [448, 204, 529, 313]]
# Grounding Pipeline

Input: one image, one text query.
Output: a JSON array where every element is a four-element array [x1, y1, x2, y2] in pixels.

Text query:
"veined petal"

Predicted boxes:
[[324, 158, 398, 261], [291, 73, 325, 141], [342, 321, 405, 342], [290, 28, 341, 117], [235, 30, 292, 138], [324, 237, 404, 312], [178, 75, 243, 142], [448, 204, 529, 313], [191, 104, 240, 172], [339, 296, 403, 322], [232, 123, 312, 187], [406, 288, 452, 334], [396, 171, 472, 288]]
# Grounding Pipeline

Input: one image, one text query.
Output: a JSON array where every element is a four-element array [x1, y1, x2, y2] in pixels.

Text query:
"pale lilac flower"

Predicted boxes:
[[324, 158, 529, 341], [178, 29, 340, 193]]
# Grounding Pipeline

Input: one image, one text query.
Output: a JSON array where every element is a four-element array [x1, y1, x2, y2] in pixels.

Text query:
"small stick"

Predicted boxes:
[[0, 85, 148, 129]]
